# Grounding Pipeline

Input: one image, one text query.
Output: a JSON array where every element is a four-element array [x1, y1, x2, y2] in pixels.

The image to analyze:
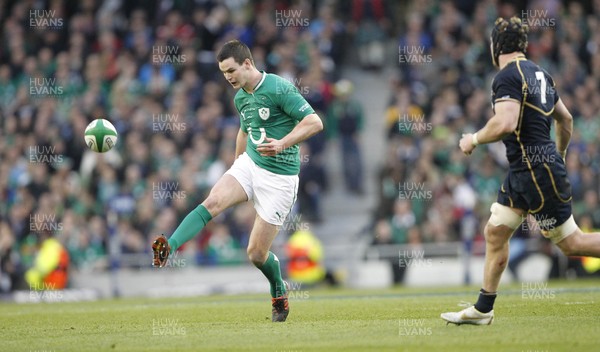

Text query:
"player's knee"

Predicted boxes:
[[484, 223, 511, 249], [247, 246, 268, 267], [202, 193, 223, 215]]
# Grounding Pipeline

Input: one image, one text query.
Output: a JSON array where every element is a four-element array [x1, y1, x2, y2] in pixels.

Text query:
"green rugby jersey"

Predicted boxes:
[[234, 71, 315, 175]]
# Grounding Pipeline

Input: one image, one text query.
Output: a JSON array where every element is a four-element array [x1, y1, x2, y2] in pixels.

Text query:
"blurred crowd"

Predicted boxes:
[[0, 0, 369, 291], [2, 0, 600, 291], [372, 0, 600, 279]]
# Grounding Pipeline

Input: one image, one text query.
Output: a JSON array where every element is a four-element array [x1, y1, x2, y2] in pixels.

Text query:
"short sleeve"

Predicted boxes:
[[276, 78, 315, 122], [234, 95, 248, 133], [492, 68, 523, 104], [239, 111, 248, 133]]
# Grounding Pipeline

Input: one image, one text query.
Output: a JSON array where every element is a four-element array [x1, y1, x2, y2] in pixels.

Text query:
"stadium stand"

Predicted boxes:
[[2, 0, 600, 293]]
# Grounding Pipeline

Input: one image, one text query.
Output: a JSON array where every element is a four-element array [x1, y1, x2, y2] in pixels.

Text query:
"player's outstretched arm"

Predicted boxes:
[[235, 128, 248, 158], [459, 101, 520, 155], [257, 114, 323, 157], [551, 98, 573, 159]]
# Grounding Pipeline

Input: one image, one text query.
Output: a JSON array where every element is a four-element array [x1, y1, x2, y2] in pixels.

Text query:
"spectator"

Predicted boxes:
[[327, 79, 365, 195], [390, 199, 416, 244], [297, 143, 327, 223], [285, 228, 337, 286], [344, 0, 392, 70], [25, 230, 70, 291]]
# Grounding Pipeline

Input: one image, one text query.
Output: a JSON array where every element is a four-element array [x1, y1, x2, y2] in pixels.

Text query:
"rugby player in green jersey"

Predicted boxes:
[[152, 40, 323, 322]]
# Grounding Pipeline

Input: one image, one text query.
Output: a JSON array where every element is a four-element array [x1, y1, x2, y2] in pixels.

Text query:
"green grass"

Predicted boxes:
[[2, 279, 599, 352]]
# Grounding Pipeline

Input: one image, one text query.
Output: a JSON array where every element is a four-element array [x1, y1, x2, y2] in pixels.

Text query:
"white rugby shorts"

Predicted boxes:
[[225, 152, 298, 226]]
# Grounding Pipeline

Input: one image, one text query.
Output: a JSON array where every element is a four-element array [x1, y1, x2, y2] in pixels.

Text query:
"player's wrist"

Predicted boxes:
[[279, 138, 290, 151], [472, 132, 480, 146], [559, 149, 567, 159]]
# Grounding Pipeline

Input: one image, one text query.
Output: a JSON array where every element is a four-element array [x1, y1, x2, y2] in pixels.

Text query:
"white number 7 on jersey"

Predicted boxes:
[[535, 71, 547, 105]]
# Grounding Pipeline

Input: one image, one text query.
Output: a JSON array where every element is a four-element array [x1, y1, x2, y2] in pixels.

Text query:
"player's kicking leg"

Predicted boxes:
[[152, 174, 248, 267], [555, 224, 600, 257], [247, 214, 289, 322], [441, 203, 523, 325]]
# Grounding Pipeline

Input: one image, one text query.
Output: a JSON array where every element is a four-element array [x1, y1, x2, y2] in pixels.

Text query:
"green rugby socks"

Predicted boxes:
[[257, 252, 287, 298], [168, 204, 213, 253], [168, 206, 286, 299]]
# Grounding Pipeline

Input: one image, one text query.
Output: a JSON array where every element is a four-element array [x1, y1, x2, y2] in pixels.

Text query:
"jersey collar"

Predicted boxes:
[[507, 55, 527, 65], [244, 71, 267, 94]]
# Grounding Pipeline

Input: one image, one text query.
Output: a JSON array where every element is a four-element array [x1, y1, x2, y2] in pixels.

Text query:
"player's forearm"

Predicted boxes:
[[552, 99, 573, 155], [554, 119, 572, 155], [281, 114, 323, 149], [235, 130, 247, 158]]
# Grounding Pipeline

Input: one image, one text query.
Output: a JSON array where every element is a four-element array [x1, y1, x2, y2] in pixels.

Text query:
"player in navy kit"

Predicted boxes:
[[442, 17, 600, 325]]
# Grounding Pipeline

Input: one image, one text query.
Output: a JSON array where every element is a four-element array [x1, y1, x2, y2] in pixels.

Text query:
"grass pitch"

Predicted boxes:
[[2, 279, 599, 352]]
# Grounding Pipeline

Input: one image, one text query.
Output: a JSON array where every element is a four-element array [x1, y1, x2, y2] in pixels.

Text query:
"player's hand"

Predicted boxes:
[[459, 133, 476, 155], [257, 138, 286, 157]]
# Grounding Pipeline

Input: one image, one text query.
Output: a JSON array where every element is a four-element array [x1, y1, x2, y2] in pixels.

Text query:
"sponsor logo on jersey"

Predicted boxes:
[[247, 127, 266, 144], [537, 217, 557, 230], [299, 102, 310, 112]]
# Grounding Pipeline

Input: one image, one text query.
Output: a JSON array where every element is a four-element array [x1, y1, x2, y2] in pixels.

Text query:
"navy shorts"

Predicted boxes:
[[497, 161, 572, 230]]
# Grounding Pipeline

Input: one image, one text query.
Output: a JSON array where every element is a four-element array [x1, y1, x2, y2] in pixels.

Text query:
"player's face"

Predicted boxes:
[[218, 57, 251, 89]]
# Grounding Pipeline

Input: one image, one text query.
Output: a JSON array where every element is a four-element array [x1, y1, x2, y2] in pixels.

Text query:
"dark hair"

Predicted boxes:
[[216, 39, 253, 65], [491, 16, 529, 63]]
